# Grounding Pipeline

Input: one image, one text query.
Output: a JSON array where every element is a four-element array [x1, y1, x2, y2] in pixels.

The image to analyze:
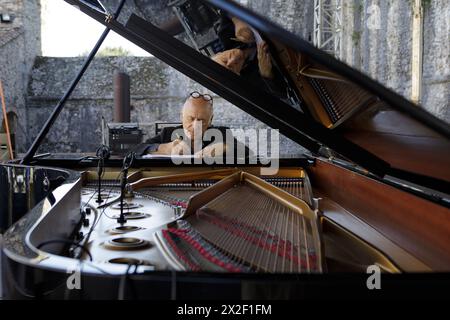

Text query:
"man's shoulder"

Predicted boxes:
[[159, 125, 232, 139], [160, 125, 183, 138], [209, 126, 230, 132], [160, 125, 182, 132]]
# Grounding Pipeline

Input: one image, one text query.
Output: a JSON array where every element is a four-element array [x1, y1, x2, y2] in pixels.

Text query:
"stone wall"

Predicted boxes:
[[0, 0, 41, 153], [22, 0, 450, 155], [28, 56, 302, 155], [247, 0, 450, 122], [421, 0, 450, 120]]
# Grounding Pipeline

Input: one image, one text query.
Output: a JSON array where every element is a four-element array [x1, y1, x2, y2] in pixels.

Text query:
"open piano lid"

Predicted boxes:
[[63, 0, 450, 192], [77, 0, 108, 13]]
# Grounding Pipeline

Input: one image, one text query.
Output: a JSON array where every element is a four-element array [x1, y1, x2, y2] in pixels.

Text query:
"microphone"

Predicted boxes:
[[96, 144, 111, 160], [122, 151, 135, 172]]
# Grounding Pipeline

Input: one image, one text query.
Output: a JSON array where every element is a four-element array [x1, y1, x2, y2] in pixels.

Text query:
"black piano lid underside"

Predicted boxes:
[[62, 0, 389, 175], [206, 0, 449, 138], [78, 0, 107, 13], [55, 0, 449, 193]]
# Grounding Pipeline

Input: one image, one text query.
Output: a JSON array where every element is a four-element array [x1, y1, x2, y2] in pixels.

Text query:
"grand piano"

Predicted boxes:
[[1, 0, 449, 299]]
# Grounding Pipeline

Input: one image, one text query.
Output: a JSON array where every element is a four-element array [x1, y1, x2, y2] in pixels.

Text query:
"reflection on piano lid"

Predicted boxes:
[[78, 0, 107, 14]]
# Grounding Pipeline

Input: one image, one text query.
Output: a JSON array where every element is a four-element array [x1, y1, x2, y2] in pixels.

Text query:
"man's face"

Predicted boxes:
[[213, 49, 247, 75], [181, 98, 213, 141]]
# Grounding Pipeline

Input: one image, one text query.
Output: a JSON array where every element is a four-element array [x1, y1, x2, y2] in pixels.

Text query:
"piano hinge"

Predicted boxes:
[[312, 197, 322, 211], [105, 14, 113, 24]]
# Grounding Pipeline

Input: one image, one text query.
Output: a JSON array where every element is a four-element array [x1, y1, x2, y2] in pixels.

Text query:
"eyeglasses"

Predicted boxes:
[[190, 91, 213, 104]]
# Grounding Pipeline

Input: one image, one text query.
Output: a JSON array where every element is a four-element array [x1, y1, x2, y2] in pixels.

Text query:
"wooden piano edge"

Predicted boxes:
[[308, 158, 450, 272]]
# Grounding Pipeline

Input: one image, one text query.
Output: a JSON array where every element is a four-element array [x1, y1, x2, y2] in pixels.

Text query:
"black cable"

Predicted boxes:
[[118, 263, 139, 300], [82, 260, 112, 275], [36, 168, 124, 299], [84, 171, 123, 240], [87, 151, 135, 229], [36, 239, 93, 261], [82, 190, 98, 211], [73, 152, 138, 298], [83, 150, 137, 225]]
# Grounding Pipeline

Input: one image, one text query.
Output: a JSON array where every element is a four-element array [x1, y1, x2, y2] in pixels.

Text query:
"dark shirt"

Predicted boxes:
[[133, 126, 250, 158], [240, 58, 286, 99]]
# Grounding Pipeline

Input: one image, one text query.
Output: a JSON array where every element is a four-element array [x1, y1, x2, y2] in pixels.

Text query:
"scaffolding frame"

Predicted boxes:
[[313, 0, 343, 58]]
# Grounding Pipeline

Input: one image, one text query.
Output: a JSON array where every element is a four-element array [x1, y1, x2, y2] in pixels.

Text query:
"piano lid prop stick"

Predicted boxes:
[[20, 0, 127, 165], [0, 80, 14, 160]]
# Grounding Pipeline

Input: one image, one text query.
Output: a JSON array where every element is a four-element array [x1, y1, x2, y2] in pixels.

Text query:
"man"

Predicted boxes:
[[213, 14, 274, 79], [212, 18, 286, 99], [136, 92, 243, 158], [212, 43, 274, 79]]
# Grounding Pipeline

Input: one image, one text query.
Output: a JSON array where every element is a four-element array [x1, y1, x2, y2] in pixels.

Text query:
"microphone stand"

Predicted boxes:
[[96, 160, 104, 204], [117, 152, 135, 225], [95, 145, 110, 204]]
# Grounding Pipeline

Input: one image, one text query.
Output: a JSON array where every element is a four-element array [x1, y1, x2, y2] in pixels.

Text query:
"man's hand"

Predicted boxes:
[[194, 143, 228, 158], [232, 17, 255, 43], [212, 48, 247, 75], [257, 41, 274, 79], [152, 139, 190, 155]]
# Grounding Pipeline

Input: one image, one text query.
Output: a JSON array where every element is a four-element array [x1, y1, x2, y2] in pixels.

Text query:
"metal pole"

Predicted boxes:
[[411, 0, 423, 104], [20, 0, 127, 164], [0, 80, 14, 159], [114, 71, 131, 123]]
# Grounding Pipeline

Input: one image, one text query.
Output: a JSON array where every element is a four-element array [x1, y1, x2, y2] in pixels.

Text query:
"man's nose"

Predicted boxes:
[[192, 119, 203, 128]]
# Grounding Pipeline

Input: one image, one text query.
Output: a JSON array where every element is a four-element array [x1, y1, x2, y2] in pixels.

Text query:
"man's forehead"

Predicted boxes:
[[183, 98, 213, 113]]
